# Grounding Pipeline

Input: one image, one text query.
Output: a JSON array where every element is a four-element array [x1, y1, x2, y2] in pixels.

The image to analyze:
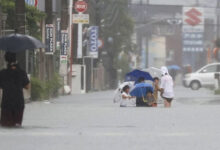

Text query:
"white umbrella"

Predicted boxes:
[[113, 81, 134, 103], [142, 67, 162, 78]]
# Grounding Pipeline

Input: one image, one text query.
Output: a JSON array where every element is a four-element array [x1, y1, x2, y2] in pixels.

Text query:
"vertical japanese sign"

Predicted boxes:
[[56, 18, 61, 50], [45, 24, 54, 55], [59, 30, 68, 76], [182, 7, 204, 70], [89, 26, 99, 58], [60, 30, 68, 55]]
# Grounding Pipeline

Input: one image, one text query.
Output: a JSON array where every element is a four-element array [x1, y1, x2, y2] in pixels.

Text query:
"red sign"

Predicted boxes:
[[185, 8, 202, 26], [75, 1, 88, 13]]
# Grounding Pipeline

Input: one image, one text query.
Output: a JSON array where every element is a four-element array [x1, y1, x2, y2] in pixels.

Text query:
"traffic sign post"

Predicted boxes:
[[73, 0, 89, 59], [75, 0, 88, 13]]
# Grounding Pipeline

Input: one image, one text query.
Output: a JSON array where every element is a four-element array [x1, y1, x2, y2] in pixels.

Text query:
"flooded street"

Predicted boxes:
[[0, 86, 220, 150]]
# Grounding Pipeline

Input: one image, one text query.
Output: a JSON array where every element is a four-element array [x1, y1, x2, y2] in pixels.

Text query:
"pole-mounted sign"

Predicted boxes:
[[45, 24, 54, 55], [89, 26, 99, 58], [74, 1, 88, 13]]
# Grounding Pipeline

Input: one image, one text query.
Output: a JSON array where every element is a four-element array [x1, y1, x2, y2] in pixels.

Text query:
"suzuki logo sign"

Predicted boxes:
[[185, 8, 202, 26], [183, 7, 204, 32]]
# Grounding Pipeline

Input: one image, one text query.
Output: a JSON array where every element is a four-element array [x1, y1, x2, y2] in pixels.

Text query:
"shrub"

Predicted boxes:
[[31, 77, 45, 100], [45, 73, 62, 99], [31, 73, 63, 100]]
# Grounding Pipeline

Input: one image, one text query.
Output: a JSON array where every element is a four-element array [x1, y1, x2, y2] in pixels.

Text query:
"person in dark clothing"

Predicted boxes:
[[0, 52, 30, 127]]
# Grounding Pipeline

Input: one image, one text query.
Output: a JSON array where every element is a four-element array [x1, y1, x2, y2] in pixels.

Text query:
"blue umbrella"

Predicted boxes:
[[125, 69, 153, 82], [130, 83, 153, 98], [167, 65, 181, 70]]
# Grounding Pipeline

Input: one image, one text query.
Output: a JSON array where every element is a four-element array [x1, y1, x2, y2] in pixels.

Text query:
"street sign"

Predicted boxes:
[[89, 26, 99, 58], [73, 14, 89, 24], [45, 24, 54, 55], [75, 1, 88, 13]]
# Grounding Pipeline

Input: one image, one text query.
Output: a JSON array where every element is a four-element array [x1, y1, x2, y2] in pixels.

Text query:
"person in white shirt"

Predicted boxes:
[[160, 66, 174, 108], [120, 85, 135, 107]]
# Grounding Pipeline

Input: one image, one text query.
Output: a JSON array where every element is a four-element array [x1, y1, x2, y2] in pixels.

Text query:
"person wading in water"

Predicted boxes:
[[0, 52, 30, 127]]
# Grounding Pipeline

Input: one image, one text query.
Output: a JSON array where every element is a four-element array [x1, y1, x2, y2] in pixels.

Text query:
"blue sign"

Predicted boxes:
[[89, 26, 99, 58], [182, 32, 205, 70], [182, 32, 204, 52]]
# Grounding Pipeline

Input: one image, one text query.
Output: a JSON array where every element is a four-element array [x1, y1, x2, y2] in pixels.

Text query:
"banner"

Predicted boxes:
[[60, 30, 68, 55], [89, 26, 99, 58], [45, 24, 54, 55]]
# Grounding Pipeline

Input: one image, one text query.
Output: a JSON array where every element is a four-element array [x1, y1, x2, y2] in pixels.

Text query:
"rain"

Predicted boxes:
[[0, 0, 220, 149]]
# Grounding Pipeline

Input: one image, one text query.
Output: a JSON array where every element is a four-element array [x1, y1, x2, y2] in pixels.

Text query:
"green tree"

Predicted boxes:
[[100, 0, 134, 87], [0, 0, 45, 39]]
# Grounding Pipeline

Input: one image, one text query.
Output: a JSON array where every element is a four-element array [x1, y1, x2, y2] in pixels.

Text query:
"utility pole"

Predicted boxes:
[[61, 0, 69, 30], [15, 0, 26, 71], [60, 0, 69, 88], [45, 0, 54, 80]]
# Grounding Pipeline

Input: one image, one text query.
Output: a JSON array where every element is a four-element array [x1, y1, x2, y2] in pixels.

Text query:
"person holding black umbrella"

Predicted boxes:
[[0, 52, 30, 127]]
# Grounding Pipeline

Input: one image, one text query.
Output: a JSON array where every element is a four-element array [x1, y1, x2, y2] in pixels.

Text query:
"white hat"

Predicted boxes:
[[161, 66, 169, 76]]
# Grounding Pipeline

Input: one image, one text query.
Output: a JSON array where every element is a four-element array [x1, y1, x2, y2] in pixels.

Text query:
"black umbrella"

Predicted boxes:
[[0, 34, 45, 53]]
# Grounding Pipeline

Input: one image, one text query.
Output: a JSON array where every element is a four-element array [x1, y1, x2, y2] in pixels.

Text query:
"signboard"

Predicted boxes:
[[182, 7, 204, 32], [182, 7, 205, 70], [89, 26, 99, 58], [61, 30, 68, 55], [75, 1, 88, 13], [45, 24, 54, 55], [73, 14, 89, 24], [59, 55, 68, 76], [183, 32, 203, 52], [56, 18, 61, 50]]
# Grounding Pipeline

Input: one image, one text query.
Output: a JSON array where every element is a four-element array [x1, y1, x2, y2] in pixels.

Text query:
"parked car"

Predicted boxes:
[[183, 63, 220, 90]]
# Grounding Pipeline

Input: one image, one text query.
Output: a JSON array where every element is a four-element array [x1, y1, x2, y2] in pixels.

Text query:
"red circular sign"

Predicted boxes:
[[75, 1, 88, 13]]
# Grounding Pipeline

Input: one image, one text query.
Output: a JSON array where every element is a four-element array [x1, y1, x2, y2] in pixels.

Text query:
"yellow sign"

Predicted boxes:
[[73, 14, 89, 24]]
